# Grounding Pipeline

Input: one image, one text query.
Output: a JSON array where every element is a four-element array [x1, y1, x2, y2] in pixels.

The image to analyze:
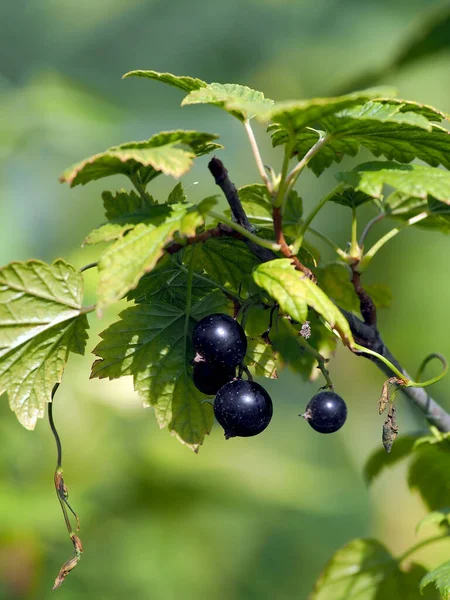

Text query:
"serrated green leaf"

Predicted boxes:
[[0, 260, 89, 430], [386, 192, 450, 235], [123, 70, 207, 93], [91, 296, 230, 450], [421, 561, 450, 599], [60, 130, 222, 188], [84, 190, 159, 245], [329, 188, 376, 209], [316, 263, 358, 312], [128, 259, 215, 309], [311, 538, 438, 599], [182, 82, 274, 121], [338, 161, 450, 203], [416, 509, 450, 534], [363, 435, 418, 485], [408, 438, 450, 511], [167, 182, 187, 204], [185, 237, 259, 293], [246, 337, 278, 379], [253, 259, 353, 346], [271, 100, 450, 176], [259, 87, 396, 131], [96, 198, 216, 313]]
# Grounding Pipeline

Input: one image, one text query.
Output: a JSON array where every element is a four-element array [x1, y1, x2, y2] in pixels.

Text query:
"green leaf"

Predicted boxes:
[[181, 82, 274, 121], [167, 182, 187, 204], [408, 438, 450, 511], [271, 100, 450, 176], [386, 193, 450, 235], [91, 296, 230, 450], [416, 509, 450, 534], [84, 189, 158, 245], [338, 161, 450, 203], [246, 337, 278, 379], [364, 284, 392, 309], [316, 263, 358, 312], [123, 70, 207, 93], [0, 260, 89, 430], [420, 561, 450, 599], [96, 198, 216, 313], [363, 435, 418, 485], [259, 87, 396, 131], [185, 237, 259, 293], [311, 538, 438, 599], [329, 188, 376, 209], [128, 259, 215, 309], [253, 259, 354, 346], [60, 130, 222, 188]]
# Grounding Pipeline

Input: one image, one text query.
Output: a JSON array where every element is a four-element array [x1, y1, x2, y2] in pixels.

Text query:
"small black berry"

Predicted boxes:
[[214, 379, 273, 438], [192, 362, 236, 396], [303, 391, 347, 434], [192, 313, 247, 368]]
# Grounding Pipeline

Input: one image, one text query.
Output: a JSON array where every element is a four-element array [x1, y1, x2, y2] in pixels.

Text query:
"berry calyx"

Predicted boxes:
[[192, 313, 247, 368], [303, 391, 347, 434], [214, 379, 273, 438], [192, 362, 236, 396]]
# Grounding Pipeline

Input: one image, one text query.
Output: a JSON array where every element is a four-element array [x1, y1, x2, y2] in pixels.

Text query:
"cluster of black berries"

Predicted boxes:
[[192, 313, 347, 439]]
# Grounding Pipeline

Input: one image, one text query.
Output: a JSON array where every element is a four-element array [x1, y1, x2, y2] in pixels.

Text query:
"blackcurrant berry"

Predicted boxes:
[[192, 313, 247, 368], [303, 391, 347, 434], [192, 362, 235, 396], [214, 379, 273, 438]]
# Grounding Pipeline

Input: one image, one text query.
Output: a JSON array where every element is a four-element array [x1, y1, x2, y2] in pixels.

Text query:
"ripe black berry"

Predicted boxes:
[[192, 313, 247, 368], [192, 362, 235, 396], [303, 391, 347, 434], [214, 379, 273, 438]]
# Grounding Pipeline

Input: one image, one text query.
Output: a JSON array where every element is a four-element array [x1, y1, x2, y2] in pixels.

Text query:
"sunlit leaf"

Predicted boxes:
[[253, 259, 353, 346], [420, 561, 450, 599], [311, 538, 437, 599], [96, 198, 216, 313], [182, 82, 274, 121], [416, 509, 450, 534], [338, 161, 450, 203], [123, 70, 207, 93], [0, 260, 89, 430], [60, 130, 222, 187], [246, 337, 278, 379]]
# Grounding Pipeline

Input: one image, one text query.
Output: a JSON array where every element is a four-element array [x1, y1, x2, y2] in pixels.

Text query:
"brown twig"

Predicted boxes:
[[273, 206, 316, 281], [351, 267, 377, 326], [166, 224, 242, 254]]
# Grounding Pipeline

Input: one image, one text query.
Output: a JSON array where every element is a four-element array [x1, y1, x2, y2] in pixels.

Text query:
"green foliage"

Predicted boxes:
[[60, 130, 222, 187], [338, 161, 450, 203], [311, 538, 438, 599], [408, 436, 450, 511], [253, 259, 354, 346], [0, 260, 89, 429], [416, 509, 450, 534], [92, 292, 230, 450], [123, 70, 207, 92], [420, 561, 450, 599], [363, 435, 418, 484]]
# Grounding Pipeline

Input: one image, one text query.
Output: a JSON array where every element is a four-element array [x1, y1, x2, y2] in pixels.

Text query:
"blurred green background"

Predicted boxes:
[[1, 1, 450, 598]]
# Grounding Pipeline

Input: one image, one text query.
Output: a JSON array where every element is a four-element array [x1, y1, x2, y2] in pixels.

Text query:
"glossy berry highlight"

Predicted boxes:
[[214, 379, 273, 438], [192, 313, 247, 368], [192, 362, 236, 396], [303, 391, 347, 434]]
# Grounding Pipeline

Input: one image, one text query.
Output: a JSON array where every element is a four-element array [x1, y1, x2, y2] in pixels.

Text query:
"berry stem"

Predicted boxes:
[[296, 333, 334, 390], [285, 133, 330, 195]]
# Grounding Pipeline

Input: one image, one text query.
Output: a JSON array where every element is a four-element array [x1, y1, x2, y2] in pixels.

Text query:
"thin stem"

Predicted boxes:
[[49, 383, 62, 468], [209, 210, 281, 251], [273, 138, 295, 209], [80, 261, 98, 273], [129, 173, 147, 201], [350, 206, 360, 258], [397, 533, 449, 564], [285, 134, 329, 194], [292, 183, 345, 254], [359, 212, 385, 248], [354, 343, 409, 382], [243, 119, 272, 192], [408, 353, 448, 389], [80, 304, 96, 315], [359, 211, 428, 272], [295, 333, 333, 389], [306, 226, 348, 260]]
